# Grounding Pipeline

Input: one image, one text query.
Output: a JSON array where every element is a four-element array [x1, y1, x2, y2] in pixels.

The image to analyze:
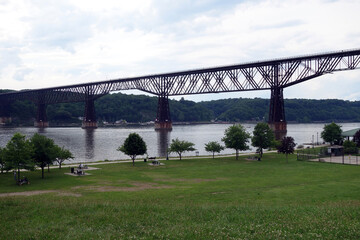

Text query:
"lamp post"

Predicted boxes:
[[312, 135, 314, 148], [317, 132, 319, 145]]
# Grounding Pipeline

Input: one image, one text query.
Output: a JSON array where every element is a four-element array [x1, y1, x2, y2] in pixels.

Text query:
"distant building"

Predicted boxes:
[[341, 128, 360, 141]]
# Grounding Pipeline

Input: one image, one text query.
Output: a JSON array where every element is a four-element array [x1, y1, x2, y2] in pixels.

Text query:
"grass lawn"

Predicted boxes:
[[1, 152, 360, 239]]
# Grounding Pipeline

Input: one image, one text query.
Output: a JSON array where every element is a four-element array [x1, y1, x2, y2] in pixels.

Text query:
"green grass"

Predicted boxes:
[[1, 153, 360, 239]]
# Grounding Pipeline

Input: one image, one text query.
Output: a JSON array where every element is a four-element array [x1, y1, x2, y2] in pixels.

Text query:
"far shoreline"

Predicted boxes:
[[2, 120, 360, 128]]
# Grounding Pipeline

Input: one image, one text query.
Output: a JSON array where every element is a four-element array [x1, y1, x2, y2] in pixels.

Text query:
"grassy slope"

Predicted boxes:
[[1, 153, 360, 239]]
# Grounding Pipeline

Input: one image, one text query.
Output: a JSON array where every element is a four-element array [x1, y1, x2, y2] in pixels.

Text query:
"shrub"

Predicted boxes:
[[343, 140, 358, 154]]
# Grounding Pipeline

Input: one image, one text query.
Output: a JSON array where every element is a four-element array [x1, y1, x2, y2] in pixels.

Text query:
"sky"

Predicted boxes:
[[1, 0, 360, 102]]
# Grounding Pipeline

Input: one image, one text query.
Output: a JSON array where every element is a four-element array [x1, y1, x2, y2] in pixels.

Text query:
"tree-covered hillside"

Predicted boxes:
[[2, 91, 360, 125]]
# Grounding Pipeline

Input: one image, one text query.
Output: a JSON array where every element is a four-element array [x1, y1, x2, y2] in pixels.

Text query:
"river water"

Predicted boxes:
[[0, 123, 359, 163]]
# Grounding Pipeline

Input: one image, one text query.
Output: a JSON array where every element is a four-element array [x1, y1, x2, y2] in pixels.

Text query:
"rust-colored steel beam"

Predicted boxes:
[[0, 48, 359, 103]]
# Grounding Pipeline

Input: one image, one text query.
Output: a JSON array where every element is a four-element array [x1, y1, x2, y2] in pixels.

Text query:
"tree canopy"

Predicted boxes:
[[354, 130, 360, 147], [222, 124, 250, 160], [168, 138, 196, 160], [3, 133, 35, 183], [343, 140, 358, 154], [53, 145, 74, 169], [30, 133, 58, 179], [5, 91, 360, 125], [0, 147, 5, 174], [204, 141, 225, 159], [321, 122, 343, 145], [118, 133, 147, 166], [251, 122, 275, 158]]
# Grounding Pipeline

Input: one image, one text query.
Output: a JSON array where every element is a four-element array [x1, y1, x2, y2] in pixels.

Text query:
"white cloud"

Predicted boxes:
[[0, 0, 360, 101]]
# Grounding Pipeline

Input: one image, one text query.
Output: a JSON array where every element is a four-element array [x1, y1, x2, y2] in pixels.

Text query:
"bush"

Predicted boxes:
[[343, 140, 358, 154]]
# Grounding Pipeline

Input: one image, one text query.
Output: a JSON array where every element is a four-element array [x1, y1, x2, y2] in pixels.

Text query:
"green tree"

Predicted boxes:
[[277, 136, 296, 163], [343, 140, 358, 154], [205, 141, 225, 159], [53, 145, 74, 169], [0, 147, 5, 174], [30, 133, 57, 179], [118, 133, 147, 166], [321, 122, 343, 145], [251, 122, 275, 159], [168, 138, 196, 160], [353, 130, 360, 147], [222, 124, 251, 160], [3, 133, 35, 184]]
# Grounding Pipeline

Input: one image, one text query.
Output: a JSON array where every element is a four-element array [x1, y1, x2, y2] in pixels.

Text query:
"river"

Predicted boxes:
[[0, 123, 359, 163]]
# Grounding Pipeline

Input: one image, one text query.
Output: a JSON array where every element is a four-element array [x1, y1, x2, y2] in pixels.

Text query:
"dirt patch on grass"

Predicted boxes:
[[324, 200, 360, 207], [0, 190, 82, 198], [72, 182, 172, 192], [57, 192, 82, 197], [211, 191, 228, 195], [0, 190, 56, 197], [155, 178, 225, 183]]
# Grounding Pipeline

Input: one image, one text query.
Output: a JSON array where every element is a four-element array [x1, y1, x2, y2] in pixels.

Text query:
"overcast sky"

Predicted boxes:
[[1, 0, 360, 102]]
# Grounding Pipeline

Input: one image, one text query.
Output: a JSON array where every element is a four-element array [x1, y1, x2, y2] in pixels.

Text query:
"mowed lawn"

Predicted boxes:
[[1, 153, 360, 239]]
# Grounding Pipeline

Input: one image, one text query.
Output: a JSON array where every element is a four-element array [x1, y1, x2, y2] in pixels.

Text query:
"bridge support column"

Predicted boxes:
[[0, 104, 11, 125], [268, 87, 287, 140], [82, 96, 97, 129], [35, 103, 49, 128], [155, 95, 172, 130]]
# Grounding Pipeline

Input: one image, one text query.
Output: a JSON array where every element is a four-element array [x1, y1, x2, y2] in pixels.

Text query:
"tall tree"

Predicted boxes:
[[251, 122, 275, 159], [353, 130, 360, 147], [3, 133, 34, 184], [222, 124, 250, 160], [0, 147, 5, 174], [277, 136, 296, 163], [205, 141, 225, 159], [30, 133, 57, 179], [118, 133, 147, 166], [168, 138, 196, 160], [321, 122, 343, 145], [53, 145, 74, 169]]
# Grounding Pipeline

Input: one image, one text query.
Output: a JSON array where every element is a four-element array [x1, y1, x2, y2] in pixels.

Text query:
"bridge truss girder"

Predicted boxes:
[[0, 49, 359, 103], [0, 49, 359, 131]]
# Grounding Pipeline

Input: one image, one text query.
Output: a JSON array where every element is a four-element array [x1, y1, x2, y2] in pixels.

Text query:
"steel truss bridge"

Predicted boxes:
[[0, 49, 360, 136]]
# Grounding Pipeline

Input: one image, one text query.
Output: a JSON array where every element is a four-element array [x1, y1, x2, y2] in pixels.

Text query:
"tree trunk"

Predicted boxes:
[[59, 163, 62, 169], [42, 166, 44, 179], [179, 153, 182, 160], [236, 149, 239, 160], [260, 148, 263, 158], [48, 164, 50, 172], [17, 168, 20, 185], [213, 152, 215, 159], [132, 157, 135, 166]]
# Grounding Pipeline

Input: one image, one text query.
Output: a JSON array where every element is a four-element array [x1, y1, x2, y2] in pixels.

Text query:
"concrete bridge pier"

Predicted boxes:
[[35, 103, 49, 128], [82, 96, 98, 129], [0, 104, 11, 125], [268, 87, 287, 140], [155, 95, 172, 130]]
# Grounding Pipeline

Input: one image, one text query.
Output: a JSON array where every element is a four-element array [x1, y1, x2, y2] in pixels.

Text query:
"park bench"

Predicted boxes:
[[149, 157, 160, 165]]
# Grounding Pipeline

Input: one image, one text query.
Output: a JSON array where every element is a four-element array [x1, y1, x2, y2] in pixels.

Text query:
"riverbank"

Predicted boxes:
[[3, 120, 360, 128]]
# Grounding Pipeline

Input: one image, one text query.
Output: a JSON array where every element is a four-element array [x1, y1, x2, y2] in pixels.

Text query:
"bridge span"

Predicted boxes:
[[0, 49, 360, 138]]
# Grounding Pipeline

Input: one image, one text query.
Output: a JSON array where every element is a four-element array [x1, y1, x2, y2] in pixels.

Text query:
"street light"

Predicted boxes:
[[312, 135, 314, 148], [317, 132, 319, 145]]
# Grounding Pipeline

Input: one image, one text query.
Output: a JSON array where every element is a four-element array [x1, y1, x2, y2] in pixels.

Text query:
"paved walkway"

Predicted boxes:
[[24, 150, 268, 171]]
